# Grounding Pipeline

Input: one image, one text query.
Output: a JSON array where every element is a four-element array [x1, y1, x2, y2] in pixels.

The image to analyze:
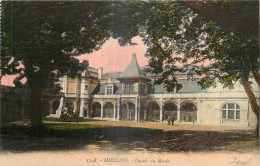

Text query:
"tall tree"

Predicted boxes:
[[135, 1, 259, 135], [1, 1, 112, 135], [107, 1, 259, 134]]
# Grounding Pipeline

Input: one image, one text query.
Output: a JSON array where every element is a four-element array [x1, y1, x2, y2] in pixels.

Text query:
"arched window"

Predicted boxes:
[[222, 103, 240, 120], [92, 102, 101, 117], [103, 102, 114, 118]]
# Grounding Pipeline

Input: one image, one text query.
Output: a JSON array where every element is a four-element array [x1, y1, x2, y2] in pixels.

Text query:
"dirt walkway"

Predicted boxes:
[[43, 120, 253, 132]]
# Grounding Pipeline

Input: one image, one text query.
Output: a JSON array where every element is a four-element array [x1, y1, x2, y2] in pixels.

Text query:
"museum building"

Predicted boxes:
[[52, 53, 258, 128]]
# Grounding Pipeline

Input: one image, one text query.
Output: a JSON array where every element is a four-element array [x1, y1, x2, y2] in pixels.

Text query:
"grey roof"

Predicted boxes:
[[94, 83, 121, 95], [146, 72, 162, 77], [145, 66, 202, 78], [149, 79, 208, 94], [119, 53, 147, 78], [93, 79, 207, 95], [102, 72, 121, 79]]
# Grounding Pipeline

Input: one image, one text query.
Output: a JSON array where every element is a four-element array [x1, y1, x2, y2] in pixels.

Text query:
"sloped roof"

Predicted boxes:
[[149, 79, 208, 94], [119, 53, 147, 78], [93, 79, 207, 95], [145, 66, 202, 78], [102, 72, 121, 79]]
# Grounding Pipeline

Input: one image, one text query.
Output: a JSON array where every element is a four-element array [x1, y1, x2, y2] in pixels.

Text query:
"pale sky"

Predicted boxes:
[[78, 37, 149, 73], [1, 37, 149, 87]]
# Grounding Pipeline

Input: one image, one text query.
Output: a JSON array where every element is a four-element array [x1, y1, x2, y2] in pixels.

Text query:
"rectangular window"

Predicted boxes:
[[228, 110, 234, 119], [107, 85, 113, 94], [140, 84, 145, 94], [125, 83, 134, 93], [222, 110, 226, 118], [236, 110, 240, 119]]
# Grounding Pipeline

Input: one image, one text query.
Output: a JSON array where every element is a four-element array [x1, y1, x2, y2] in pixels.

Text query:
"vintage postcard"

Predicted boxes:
[[0, 1, 259, 166]]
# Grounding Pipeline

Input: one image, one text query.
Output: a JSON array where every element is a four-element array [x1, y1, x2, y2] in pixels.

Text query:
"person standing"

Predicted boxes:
[[171, 116, 175, 126], [167, 115, 171, 125]]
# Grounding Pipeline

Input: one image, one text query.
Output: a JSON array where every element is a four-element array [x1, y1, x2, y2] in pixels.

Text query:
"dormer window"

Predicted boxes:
[[106, 85, 113, 94]]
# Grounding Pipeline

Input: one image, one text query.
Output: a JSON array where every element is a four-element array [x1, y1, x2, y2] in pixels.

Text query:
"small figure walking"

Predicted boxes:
[[167, 115, 171, 125], [171, 116, 175, 126]]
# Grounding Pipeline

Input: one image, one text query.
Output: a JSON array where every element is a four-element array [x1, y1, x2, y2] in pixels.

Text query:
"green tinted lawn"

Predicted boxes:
[[42, 117, 106, 122], [0, 123, 258, 153]]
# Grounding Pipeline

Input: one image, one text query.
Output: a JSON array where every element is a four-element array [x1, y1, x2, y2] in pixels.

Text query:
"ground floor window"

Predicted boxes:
[[222, 103, 240, 120]]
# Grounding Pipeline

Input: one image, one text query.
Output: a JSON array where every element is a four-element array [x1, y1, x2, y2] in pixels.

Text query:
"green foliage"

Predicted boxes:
[[117, 1, 259, 91], [1, 1, 118, 128], [1, 1, 113, 93], [2, 1, 259, 127]]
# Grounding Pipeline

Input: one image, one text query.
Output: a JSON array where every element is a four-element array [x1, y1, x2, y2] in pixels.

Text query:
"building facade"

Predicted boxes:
[[53, 53, 258, 128]]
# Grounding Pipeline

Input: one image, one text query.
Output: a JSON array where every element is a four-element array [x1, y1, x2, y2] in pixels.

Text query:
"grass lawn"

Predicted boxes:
[[42, 117, 106, 122], [45, 124, 106, 130], [0, 123, 258, 153]]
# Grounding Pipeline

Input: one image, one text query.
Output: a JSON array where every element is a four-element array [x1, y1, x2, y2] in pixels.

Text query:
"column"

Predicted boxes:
[[127, 103, 130, 120], [196, 98, 199, 124], [177, 98, 181, 122], [56, 96, 64, 117], [101, 102, 104, 119], [144, 101, 147, 121], [117, 97, 121, 120], [135, 97, 138, 121], [79, 99, 85, 117], [73, 101, 77, 114], [137, 98, 141, 121], [113, 103, 116, 120], [80, 79, 86, 98], [117, 104, 120, 120], [160, 96, 163, 122], [63, 76, 68, 97]]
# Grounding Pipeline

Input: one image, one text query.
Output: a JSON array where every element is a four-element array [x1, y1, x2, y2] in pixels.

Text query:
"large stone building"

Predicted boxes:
[[53, 53, 258, 128]]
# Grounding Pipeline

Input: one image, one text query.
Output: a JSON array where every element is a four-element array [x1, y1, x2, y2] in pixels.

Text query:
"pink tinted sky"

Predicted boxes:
[[1, 37, 149, 87], [78, 37, 149, 73]]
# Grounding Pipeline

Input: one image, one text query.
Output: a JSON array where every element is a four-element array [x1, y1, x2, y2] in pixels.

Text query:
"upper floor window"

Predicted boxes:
[[125, 83, 134, 93], [106, 85, 113, 94], [222, 103, 240, 120], [140, 84, 146, 94]]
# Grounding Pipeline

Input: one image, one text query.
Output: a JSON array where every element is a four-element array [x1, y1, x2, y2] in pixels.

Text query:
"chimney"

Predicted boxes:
[[98, 67, 103, 79]]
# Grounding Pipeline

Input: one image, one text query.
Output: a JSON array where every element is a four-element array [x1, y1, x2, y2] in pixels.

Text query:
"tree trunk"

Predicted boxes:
[[250, 61, 260, 87], [242, 73, 259, 138], [29, 84, 43, 137]]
